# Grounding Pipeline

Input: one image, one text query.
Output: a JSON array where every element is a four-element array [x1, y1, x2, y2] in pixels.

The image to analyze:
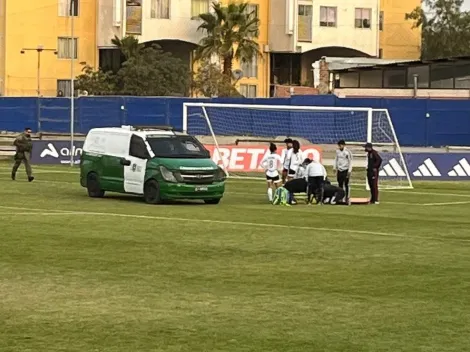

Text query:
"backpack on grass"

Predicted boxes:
[[272, 187, 290, 206]]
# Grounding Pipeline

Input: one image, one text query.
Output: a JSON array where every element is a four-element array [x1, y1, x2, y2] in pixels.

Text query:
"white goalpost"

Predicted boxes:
[[182, 102, 413, 190]]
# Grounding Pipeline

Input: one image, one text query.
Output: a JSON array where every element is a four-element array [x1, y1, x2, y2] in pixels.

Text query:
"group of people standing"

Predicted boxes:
[[260, 138, 382, 205]]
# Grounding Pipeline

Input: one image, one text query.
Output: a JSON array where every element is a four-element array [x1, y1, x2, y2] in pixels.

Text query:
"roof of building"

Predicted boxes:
[[330, 56, 470, 73]]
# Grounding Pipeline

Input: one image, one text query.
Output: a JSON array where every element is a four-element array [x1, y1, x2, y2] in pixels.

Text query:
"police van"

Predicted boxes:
[[80, 125, 226, 204]]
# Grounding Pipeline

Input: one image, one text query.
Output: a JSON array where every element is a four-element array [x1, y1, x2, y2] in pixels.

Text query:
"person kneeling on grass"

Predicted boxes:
[[284, 158, 311, 205], [318, 179, 347, 205]]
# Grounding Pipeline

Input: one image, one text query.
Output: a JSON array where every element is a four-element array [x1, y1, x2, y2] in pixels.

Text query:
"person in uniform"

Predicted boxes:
[[12, 127, 34, 182]]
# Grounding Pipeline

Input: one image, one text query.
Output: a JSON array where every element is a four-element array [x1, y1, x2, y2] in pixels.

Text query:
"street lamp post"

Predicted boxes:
[[20, 46, 57, 97], [69, 0, 77, 166]]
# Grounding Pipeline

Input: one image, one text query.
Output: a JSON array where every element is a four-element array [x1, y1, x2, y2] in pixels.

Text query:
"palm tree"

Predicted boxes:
[[196, 2, 261, 77], [111, 35, 142, 60]]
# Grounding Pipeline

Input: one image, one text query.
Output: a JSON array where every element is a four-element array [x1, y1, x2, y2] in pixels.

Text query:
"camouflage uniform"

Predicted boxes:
[[12, 132, 34, 181]]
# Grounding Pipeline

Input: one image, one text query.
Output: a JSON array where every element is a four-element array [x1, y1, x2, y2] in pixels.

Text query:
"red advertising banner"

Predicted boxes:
[[203, 144, 322, 172]]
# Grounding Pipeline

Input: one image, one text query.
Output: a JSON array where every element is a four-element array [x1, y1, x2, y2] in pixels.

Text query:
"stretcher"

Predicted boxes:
[[349, 198, 370, 205]]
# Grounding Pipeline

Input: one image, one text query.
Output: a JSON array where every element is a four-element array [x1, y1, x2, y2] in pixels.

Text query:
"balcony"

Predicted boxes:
[[98, 0, 207, 47]]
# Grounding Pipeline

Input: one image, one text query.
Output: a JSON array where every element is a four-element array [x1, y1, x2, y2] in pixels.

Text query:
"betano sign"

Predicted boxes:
[[30, 140, 322, 172], [204, 145, 322, 171]]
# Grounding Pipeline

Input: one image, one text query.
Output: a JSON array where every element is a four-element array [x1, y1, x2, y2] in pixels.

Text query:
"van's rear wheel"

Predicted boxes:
[[87, 172, 105, 198], [144, 179, 162, 204], [204, 198, 221, 205]]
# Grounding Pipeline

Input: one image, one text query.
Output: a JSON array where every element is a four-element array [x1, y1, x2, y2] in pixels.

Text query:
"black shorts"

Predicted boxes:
[[266, 175, 281, 183], [287, 169, 297, 177]]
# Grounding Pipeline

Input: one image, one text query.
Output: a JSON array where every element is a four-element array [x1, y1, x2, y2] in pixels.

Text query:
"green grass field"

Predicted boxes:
[[1, 164, 470, 352]]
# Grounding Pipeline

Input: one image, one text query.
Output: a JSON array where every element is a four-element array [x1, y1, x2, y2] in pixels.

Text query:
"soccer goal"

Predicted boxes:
[[182, 102, 413, 189]]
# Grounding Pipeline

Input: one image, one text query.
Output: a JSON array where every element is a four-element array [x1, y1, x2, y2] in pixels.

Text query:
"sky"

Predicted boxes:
[[464, 0, 470, 11]]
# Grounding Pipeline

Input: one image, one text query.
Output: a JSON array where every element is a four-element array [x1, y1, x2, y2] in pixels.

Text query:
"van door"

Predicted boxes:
[[124, 135, 149, 194]]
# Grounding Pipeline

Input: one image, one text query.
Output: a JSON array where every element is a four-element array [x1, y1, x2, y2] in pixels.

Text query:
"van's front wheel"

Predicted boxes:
[[87, 172, 105, 198], [143, 179, 162, 204]]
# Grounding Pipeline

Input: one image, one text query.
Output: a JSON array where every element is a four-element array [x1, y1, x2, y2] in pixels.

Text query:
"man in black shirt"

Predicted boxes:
[[365, 143, 382, 204]]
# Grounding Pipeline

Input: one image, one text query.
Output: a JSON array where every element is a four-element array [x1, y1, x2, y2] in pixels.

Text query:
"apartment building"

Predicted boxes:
[[98, 0, 270, 98], [268, 0, 421, 91], [0, 0, 97, 96]]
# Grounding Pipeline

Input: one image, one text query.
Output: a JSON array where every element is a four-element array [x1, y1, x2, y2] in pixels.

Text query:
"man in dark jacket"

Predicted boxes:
[[365, 142, 382, 204], [12, 127, 34, 182]]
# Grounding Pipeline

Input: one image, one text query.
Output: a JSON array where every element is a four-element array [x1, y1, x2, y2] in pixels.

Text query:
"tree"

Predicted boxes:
[[192, 59, 242, 97], [117, 44, 190, 96], [75, 65, 117, 95], [406, 0, 470, 59], [196, 2, 262, 77], [76, 39, 190, 96], [111, 35, 142, 60]]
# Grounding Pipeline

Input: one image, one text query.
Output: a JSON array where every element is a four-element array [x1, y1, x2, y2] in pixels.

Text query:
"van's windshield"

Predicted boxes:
[[146, 135, 209, 159]]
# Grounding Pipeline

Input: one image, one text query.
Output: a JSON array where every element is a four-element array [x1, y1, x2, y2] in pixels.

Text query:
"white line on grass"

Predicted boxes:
[[1, 205, 469, 243], [421, 201, 470, 206], [0, 212, 70, 217], [384, 189, 470, 198]]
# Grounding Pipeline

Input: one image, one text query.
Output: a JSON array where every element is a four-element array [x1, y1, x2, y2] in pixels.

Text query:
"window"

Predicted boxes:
[[320, 6, 336, 27], [298, 4, 312, 42], [407, 66, 430, 88], [191, 0, 209, 19], [339, 72, 359, 88], [58, 0, 79, 16], [241, 56, 258, 78], [430, 64, 454, 88], [146, 136, 209, 158], [151, 0, 170, 19], [244, 4, 259, 37], [244, 4, 259, 19], [129, 135, 150, 159], [379, 11, 384, 31], [57, 37, 78, 59], [378, 48, 383, 58], [57, 80, 78, 97], [454, 64, 470, 89], [384, 69, 406, 88], [355, 8, 371, 29], [239, 84, 257, 98], [358, 70, 382, 88]]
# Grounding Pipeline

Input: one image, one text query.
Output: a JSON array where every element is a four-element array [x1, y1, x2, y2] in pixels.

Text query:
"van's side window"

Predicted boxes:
[[129, 135, 150, 159]]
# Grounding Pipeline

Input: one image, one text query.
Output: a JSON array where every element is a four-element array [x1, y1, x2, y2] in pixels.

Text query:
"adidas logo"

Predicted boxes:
[[379, 158, 406, 177], [40, 143, 59, 158], [412, 158, 441, 177], [448, 158, 470, 176]]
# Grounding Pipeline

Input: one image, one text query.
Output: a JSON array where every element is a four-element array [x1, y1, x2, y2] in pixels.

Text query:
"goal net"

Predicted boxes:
[[182, 102, 413, 189]]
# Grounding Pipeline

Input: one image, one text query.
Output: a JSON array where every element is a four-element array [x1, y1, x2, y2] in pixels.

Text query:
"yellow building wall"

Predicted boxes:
[[226, 0, 270, 98], [0, 0, 6, 95], [3, 0, 97, 97], [379, 0, 421, 60]]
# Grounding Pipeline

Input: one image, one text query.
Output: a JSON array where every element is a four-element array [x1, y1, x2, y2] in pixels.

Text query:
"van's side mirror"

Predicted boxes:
[[120, 158, 131, 166]]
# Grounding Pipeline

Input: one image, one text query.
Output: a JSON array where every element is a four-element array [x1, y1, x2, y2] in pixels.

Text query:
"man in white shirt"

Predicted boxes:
[[283, 158, 310, 205], [334, 140, 353, 202], [260, 143, 283, 202], [305, 159, 327, 205]]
